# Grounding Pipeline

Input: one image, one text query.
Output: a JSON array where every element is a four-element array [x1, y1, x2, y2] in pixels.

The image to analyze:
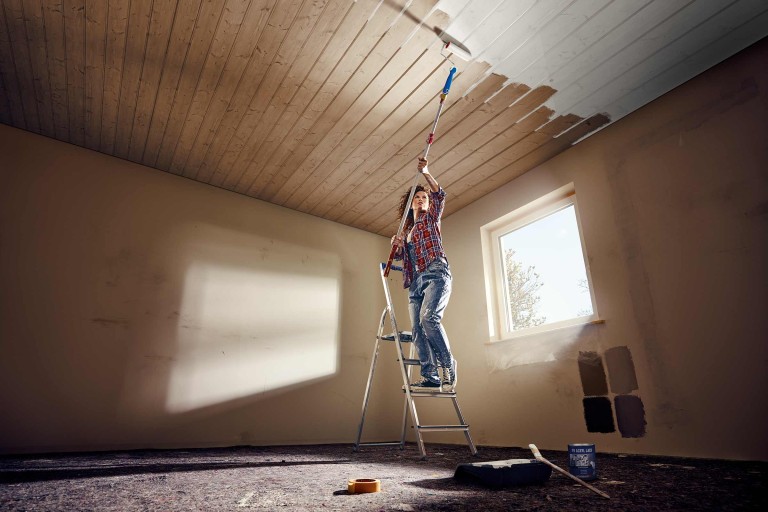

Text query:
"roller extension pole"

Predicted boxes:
[[384, 66, 457, 277], [529, 444, 610, 499]]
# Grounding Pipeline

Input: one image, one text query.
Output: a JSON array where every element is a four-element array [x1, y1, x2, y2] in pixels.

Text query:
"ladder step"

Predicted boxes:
[[379, 331, 413, 342], [357, 441, 404, 447], [402, 358, 420, 366], [417, 425, 469, 431], [407, 390, 457, 397]]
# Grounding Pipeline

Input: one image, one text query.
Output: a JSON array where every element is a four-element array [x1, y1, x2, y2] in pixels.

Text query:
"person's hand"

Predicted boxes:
[[417, 157, 429, 174], [391, 234, 404, 248]]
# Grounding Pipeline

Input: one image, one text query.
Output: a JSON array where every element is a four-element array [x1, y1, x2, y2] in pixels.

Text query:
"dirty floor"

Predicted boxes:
[[1, 443, 765, 511]]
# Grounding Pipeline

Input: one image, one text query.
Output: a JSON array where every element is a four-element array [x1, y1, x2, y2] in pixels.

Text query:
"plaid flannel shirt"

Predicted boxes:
[[395, 187, 447, 288]]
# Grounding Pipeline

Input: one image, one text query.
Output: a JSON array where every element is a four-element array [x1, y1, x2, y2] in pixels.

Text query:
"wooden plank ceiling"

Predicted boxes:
[[1, 0, 766, 236]]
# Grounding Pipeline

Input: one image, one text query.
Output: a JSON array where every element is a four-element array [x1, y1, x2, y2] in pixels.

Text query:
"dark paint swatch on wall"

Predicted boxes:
[[577, 351, 609, 396], [605, 346, 639, 394], [582, 397, 615, 433], [615, 395, 647, 438]]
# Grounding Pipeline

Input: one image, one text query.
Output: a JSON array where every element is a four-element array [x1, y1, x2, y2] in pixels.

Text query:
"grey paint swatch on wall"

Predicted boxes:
[[577, 351, 609, 396], [605, 346, 639, 394], [615, 395, 647, 438]]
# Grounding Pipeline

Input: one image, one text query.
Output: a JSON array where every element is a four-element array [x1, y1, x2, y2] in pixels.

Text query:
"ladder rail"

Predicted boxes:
[[353, 308, 388, 451], [382, 266, 427, 458]]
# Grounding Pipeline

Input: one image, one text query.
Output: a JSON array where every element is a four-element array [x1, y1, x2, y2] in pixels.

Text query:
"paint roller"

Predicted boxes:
[[383, 0, 473, 61]]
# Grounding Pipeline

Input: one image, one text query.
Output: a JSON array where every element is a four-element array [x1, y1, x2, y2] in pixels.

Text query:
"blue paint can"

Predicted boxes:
[[568, 443, 597, 481]]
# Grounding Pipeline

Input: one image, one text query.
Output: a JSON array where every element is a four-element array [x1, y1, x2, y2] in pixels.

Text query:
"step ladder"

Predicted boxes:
[[353, 262, 477, 459]]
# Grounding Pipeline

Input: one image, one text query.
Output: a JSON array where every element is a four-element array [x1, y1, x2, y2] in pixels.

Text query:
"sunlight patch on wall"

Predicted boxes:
[[165, 231, 341, 414], [485, 324, 588, 370]]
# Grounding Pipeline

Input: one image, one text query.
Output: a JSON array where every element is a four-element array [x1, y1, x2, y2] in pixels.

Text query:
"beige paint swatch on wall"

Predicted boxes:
[[604, 346, 639, 394]]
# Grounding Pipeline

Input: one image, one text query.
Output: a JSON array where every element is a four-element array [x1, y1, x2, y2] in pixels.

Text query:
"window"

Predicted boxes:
[[481, 184, 598, 341]]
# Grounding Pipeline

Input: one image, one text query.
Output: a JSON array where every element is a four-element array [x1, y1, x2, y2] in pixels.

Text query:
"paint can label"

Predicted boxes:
[[568, 443, 597, 481]]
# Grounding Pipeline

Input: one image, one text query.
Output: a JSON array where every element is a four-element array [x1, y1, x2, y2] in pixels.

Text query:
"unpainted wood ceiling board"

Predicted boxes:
[[362, 107, 589, 234], [212, 0, 352, 193], [445, 113, 610, 219], [22, 0, 56, 137], [320, 61, 500, 224], [195, 0, 357, 184], [433, 104, 556, 195], [330, 67, 508, 228], [0, 4, 24, 127], [101, 0, 131, 154], [175, 0, 275, 180], [222, 0, 354, 197], [214, 0, 401, 194], [152, 0, 228, 171], [132, 1, 198, 165], [214, 0, 332, 192], [0, 70, 9, 124], [65, 0, 85, 145], [248, 1, 439, 203], [114, 0, 154, 159], [352, 84, 556, 232], [15, 0, 46, 133], [201, 0, 378, 189], [290, 54, 450, 213], [3, 0, 40, 134], [163, 0, 253, 173], [126, 0, 180, 162], [306, 59, 493, 220], [84, 0, 108, 151], [261, 3, 443, 205], [193, 0, 299, 185], [157, 2, 250, 173], [280, 42, 450, 211], [48, 0, 71, 140]]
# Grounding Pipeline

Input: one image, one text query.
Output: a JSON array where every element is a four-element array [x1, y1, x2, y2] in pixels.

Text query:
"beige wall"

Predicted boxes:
[[441, 39, 768, 460], [0, 126, 403, 454]]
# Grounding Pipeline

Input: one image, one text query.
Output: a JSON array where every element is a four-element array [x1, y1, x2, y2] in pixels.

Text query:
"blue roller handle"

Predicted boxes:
[[442, 66, 457, 94]]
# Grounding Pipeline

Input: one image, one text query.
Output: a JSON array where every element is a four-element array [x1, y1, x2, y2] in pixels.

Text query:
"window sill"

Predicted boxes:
[[486, 318, 605, 345]]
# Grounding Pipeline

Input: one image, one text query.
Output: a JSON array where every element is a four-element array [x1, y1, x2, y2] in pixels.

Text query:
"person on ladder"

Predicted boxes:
[[391, 157, 457, 393]]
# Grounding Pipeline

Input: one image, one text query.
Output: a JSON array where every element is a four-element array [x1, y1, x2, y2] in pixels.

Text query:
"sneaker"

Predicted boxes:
[[442, 360, 457, 392], [409, 378, 441, 391]]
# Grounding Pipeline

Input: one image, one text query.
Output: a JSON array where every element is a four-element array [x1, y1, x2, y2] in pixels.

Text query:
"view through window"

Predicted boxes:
[[482, 187, 598, 340]]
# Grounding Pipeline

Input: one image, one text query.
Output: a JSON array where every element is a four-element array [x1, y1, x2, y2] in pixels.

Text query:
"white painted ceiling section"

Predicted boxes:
[[433, 0, 768, 136]]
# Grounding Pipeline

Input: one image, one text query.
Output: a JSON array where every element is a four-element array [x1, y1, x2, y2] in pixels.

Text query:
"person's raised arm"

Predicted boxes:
[[417, 157, 439, 193]]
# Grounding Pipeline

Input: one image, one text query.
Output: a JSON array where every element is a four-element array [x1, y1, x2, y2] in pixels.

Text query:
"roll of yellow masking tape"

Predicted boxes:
[[347, 478, 381, 494]]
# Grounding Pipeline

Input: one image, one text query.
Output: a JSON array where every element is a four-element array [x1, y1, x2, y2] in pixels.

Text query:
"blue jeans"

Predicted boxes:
[[408, 258, 453, 383]]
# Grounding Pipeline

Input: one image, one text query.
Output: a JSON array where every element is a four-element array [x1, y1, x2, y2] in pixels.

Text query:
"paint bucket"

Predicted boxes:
[[568, 443, 597, 481]]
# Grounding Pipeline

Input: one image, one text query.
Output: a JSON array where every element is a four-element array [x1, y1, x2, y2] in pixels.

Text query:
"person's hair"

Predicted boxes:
[[396, 185, 427, 231]]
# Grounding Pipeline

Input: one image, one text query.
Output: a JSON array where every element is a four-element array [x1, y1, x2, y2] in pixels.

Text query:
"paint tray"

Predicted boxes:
[[454, 458, 552, 488]]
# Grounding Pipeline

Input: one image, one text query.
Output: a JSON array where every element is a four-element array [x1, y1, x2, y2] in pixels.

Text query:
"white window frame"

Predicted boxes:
[[480, 184, 599, 342]]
